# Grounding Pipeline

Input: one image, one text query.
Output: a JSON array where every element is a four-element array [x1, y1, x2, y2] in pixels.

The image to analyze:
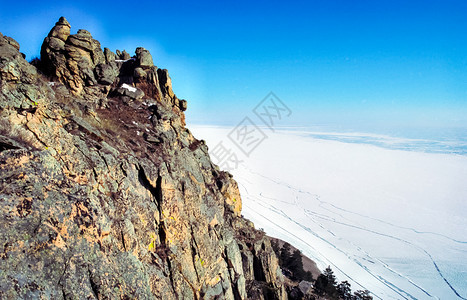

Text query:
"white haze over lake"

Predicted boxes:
[[191, 125, 467, 300]]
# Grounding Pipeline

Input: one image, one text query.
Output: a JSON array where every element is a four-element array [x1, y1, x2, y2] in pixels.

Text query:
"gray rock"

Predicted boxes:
[[116, 83, 145, 100], [133, 67, 147, 78], [0, 34, 37, 83], [0, 135, 24, 150], [104, 47, 117, 63], [144, 134, 161, 144], [95, 62, 118, 85], [67, 29, 104, 66], [299, 280, 313, 294], [179, 99, 188, 111], [121, 50, 131, 60], [45, 37, 65, 51], [4, 36, 20, 50], [56, 16, 70, 27], [135, 47, 154, 68], [157, 68, 175, 99]]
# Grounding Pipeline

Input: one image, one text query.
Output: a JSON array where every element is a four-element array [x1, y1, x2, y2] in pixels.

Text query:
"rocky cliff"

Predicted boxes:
[[0, 17, 288, 299]]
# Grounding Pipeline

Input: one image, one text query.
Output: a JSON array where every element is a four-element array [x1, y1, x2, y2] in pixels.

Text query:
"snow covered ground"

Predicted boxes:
[[190, 125, 467, 300]]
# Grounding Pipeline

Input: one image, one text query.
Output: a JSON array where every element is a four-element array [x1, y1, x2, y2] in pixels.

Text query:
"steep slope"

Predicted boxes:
[[0, 18, 287, 299]]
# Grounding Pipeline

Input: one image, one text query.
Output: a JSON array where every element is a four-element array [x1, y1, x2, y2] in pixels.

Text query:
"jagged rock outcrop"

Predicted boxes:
[[40, 17, 105, 95], [116, 49, 131, 60], [0, 18, 287, 299]]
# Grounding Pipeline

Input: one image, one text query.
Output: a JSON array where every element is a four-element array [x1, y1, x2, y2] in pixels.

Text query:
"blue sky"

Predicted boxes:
[[1, 0, 466, 131]]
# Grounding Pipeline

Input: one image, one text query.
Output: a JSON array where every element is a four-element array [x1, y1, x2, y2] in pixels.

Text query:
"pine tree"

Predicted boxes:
[[271, 239, 280, 257], [337, 281, 352, 299], [289, 249, 305, 279], [314, 266, 338, 298], [280, 242, 291, 265], [353, 289, 372, 300], [314, 273, 328, 296], [324, 266, 337, 286], [304, 270, 313, 282]]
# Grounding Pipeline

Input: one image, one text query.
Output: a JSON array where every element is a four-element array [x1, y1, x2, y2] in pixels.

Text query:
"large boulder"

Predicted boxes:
[[299, 280, 313, 295], [103, 47, 117, 64], [66, 29, 105, 66], [133, 67, 147, 78], [95, 62, 118, 85], [135, 47, 154, 68]]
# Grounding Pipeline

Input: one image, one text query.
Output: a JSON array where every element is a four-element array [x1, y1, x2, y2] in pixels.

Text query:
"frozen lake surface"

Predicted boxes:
[[191, 125, 467, 300]]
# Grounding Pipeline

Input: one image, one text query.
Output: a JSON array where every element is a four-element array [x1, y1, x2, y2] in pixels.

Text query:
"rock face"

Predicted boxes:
[[40, 17, 105, 95], [0, 18, 287, 299]]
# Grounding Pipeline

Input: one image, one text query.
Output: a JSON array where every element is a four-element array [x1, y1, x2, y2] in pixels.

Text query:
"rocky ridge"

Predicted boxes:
[[0, 17, 289, 299]]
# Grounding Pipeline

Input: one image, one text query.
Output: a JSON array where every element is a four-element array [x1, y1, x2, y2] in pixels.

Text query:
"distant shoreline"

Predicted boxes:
[[189, 123, 467, 156]]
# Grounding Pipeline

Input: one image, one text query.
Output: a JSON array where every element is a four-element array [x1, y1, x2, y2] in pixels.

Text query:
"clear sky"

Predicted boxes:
[[1, 0, 466, 131]]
